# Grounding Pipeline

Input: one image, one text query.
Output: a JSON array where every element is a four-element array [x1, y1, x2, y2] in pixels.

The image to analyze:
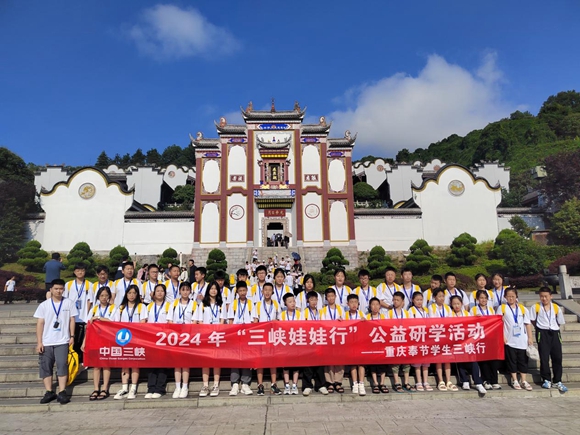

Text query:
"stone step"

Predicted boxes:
[[0, 335, 36, 345], [0, 325, 36, 334], [0, 345, 37, 357], [0, 356, 38, 369], [0, 317, 37, 325], [0, 382, 578, 413]]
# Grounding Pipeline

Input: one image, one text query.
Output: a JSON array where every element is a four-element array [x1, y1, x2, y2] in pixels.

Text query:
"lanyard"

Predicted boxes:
[[98, 303, 109, 318], [371, 314, 381, 320], [328, 306, 337, 320], [286, 310, 296, 321], [148, 281, 155, 296], [393, 308, 402, 319], [508, 304, 519, 324], [51, 298, 63, 319], [334, 286, 344, 304], [308, 308, 318, 320], [154, 302, 163, 323], [436, 306, 445, 318], [478, 305, 489, 316], [123, 279, 131, 292], [413, 307, 425, 318], [257, 284, 264, 301], [274, 286, 284, 303], [178, 302, 188, 321], [264, 302, 273, 321], [209, 303, 219, 323], [171, 281, 179, 299], [386, 283, 396, 297], [349, 311, 358, 319], [237, 300, 247, 321], [197, 283, 206, 298], [75, 281, 85, 300], [361, 287, 371, 303], [127, 304, 136, 322], [402, 285, 413, 302], [98, 281, 108, 289], [542, 304, 552, 323], [454, 310, 464, 317], [495, 288, 504, 304]]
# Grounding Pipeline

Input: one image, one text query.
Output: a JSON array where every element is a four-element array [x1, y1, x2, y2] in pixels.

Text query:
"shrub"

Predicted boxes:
[[159, 247, 178, 269], [16, 240, 48, 272], [508, 274, 544, 289], [454, 273, 476, 291], [548, 251, 580, 275], [551, 198, 580, 245], [108, 245, 130, 273], [509, 216, 533, 238], [405, 239, 436, 274], [447, 233, 478, 266], [490, 229, 520, 259], [66, 242, 96, 275], [321, 248, 349, 276], [482, 259, 509, 276], [206, 249, 227, 282], [495, 235, 546, 276], [541, 245, 580, 262], [353, 182, 379, 201], [367, 246, 394, 279]]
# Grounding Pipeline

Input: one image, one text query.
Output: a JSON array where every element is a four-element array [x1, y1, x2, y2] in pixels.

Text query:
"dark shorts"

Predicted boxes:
[[505, 345, 528, 374], [283, 367, 299, 372], [39, 344, 68, 378]]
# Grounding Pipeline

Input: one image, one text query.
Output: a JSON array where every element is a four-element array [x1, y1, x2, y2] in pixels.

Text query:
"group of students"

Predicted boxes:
[[34, 262, 568, 405]]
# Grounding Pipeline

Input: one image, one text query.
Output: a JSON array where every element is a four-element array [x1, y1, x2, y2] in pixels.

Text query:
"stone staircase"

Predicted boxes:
[[1, 297, 579, 412]]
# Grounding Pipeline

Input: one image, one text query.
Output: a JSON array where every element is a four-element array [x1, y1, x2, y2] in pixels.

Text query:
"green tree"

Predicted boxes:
[[159, 247, 178, 269], [172, 184, 195, 206], [551, 198, 580, 245], [490, 229, 521, 259], [491, 229, 544, 276], [131, 148, 146, 166], [366, 246, 394, 279], [396, 148, 411, 163], [509, 215, 533, 238], [146, 149, 162, 166], [206, 249, 227, 282], [66, 242, 96, 275], [162, 145, 189, 166], [108, 245, 130, 272], [541, 149, 580, 206], [321, 248, 349, 276], [353, 182, 379, 201], [95, 151, 111, 169], [447, 233, 478, 267], [405, 239, 435, 274], [17, 240, 49, 272]]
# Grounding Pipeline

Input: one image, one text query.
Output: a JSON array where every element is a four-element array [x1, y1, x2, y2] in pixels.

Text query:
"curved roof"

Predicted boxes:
[[411, 163, 501, 192], [41, 166, 134, 196]]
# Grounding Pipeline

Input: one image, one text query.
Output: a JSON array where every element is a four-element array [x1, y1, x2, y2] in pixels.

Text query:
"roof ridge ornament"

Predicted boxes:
[[271, 97, 276, 112]]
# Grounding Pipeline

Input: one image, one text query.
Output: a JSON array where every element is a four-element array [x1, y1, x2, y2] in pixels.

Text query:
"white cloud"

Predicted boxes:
[[127, 4, 240, 60], [328, 53, 517, 157]]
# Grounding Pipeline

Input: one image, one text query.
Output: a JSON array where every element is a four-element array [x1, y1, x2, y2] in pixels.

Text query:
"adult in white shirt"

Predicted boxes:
[[3, 276, 16, 304]]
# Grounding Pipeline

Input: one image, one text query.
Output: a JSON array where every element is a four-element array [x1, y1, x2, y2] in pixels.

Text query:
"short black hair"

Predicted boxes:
[[538, 286, 552, 294], [169, 264, 180, 271], [196, 267, 207, 276], [431, 274, 443, 283], [236, 280, 248, 290], [449, 295, 463, 306], [445, 272, 456, 280], [283, 293, 295, 303], [51, 252, 61, 260], [122, 262, 133, 270], [236, 269, 248, 277], [369, 297, 380, 306], [148, 264, 159, 271], [51, 278, 65, 287], [505, 286, 518, 297], [401, 267, 412, 274], [74, 263, 86, 271], [324, 287, 336, 297], [334, 268, 346, 277], [262, 282, 274, 291], [306, 291, 318, 300], [475, 289, 489, 299], [214, 270, 226, 280], [384, 266, 396, 274], [256, 265, 267, 273], [179, 281, 191, 290], [393, 291, 405, 300], [432, 288, 445, 298], [274, 268, 286, 277], [474, 273, 487, 281], [96, 265, 109, 274], [358, 269, 370, 278], [347, 293, 359, 301], [95, 286, 112, 300]]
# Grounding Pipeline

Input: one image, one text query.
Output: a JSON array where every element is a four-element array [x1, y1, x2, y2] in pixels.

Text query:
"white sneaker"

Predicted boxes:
[[114, 388, 128, 400], [462, 382, 470, 391], [359, 383, 366, 396], [151, 393, 162, 399], [319, 386, 329, 395], [283, 384, 290, 395], [303, 387, 312, 396], [291, 384, 298, 395], [352, 382, 359, 394], [199, 386, 209, 397], [483, 381, 492, 390], [144, 393, 153, 399], [241, 384, 253, 395], [475, 384, 487, 394], [492, 384, 502, 390], [179, 386, 189, 398], [172, 386, 181, 399], [229, 384, 239, 396], [127, 387, 137, 400], [210, 385, 220, 397]]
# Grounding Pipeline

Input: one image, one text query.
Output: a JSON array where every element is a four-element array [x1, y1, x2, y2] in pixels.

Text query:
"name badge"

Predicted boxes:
[[76, 300, 82, 310], [512, 324, 522, 337]]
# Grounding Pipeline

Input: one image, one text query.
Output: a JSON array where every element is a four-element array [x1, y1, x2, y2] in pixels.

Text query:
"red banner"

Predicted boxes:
[[84, 317, 504, 368]]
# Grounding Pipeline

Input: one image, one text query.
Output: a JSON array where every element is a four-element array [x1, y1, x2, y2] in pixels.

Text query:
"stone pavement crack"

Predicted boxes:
[[263, 399, 270, 435]]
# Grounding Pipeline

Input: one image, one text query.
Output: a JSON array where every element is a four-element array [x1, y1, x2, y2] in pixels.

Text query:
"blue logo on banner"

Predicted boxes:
[[115, 328, 132, 346]]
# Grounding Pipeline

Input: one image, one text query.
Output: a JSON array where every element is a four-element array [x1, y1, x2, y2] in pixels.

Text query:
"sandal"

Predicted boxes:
[[437, 382, 447, 391], [327, 385, 334, 393], [423, 382, 433, 392], [334, 383, 344, 394], [89, 390, 100, 401], [379, 384, 389, 393], [415, 383, 424, 392], [446, 382, 458, 391], [522, 381, 533, 391], [97, 390, 110, 400], [372, 385, 380, 394], [404, 383, 416, 392], [394, 383, 404, 393]]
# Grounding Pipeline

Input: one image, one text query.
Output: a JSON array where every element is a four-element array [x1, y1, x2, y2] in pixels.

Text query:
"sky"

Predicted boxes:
[[1, 0, 579, 167]]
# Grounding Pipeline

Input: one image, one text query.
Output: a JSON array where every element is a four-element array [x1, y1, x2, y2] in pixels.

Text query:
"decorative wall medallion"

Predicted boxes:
[[168, 171, 175, 178], [229, 205, 245, 220], [376, 165, 384, 172], [448, 180, 465, 196], [78, 183, 96, 200], [305, 204, 320, 219]]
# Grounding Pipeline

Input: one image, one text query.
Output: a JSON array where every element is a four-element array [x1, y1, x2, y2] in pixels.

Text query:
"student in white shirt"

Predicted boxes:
[[281, 293, 301, 395], [389, 292, 414, 393], [142, 264, 161, 305], [272, 268, 293, 309], [443, 272, 469, 310], [499, 287, 533, 391], [490, 273, 508, 309], [112, 263, 141, 306], [169, 282, 196, 399], [225, 281, 254, 396], [145, 284, 171, 399], [408, 292, 432, 392], [376, 266, 400, 311], [4, 275, 16, 304], [194, 281, 223, 397], [35, 279, 78, 405], [113, 285, 147, 400], [399, 268, 422, 310], [470, 290, 501, 390], [469, 273, 494, 309], [90, 265, 113, 305], [214, 270, 233, 312], [296, 274, 323, 310], [301, 291, 328, 396], [330, 269, 351, 308], [530, 287, 567, 392], [249, 265, 268, 305], [63, 263, 92, 366], [429, 288, 456, 391], [353, 269, 383, 314], [345, 294, 366, 396], [422, 274, 443, 309], [81, 286, 117, 401], [164, 264, 181, 303], [191, 267, 208, 305], [321, 288, 345, 394]]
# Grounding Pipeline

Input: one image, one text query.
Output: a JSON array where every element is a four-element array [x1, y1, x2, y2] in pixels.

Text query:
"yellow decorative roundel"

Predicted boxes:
[[78, 183, 96, 200], [448, 180, 465, 196]]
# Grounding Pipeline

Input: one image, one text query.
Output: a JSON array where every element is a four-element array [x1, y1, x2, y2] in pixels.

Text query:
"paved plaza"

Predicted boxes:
[[2, 396, 579, 435]]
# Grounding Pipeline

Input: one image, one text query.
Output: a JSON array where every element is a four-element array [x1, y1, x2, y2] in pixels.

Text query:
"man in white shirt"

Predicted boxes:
[[4, 276, 16, 304]]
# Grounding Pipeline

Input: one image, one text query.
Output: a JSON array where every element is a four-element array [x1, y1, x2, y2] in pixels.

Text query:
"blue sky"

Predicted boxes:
[[1, 0, 578, 166]]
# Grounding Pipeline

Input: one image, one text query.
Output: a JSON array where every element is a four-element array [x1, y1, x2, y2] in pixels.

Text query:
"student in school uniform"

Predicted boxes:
[[345, 294, 366, 395], [469, 273, 494, 309], [353, 269, 384, 315], [225, 281, 254, 396], [408, 292, 432, 392], [320, 288, 346, 393], [281, 293, 301, 395], [295, 274, 323, 311], [498, 287, 533, 391], [443, 272, 469, 310], [113, 285, 147, 400], [89, 265, 113, 305], [388, 292, 415, 393], [330, 268, 352, 308], [164, 264, 182, 304], [377, 266, 400, 311], [63, 263, 92, 366], [230, 268, 250, 298], [530, 287, 568, 392], [214, 270, 233, 313], [112, 262, 141, 306], [428, 288, 456, 391], [422, 274, 443, 309], [169, 282, 196, 398], [194, 281, 224, 397], [470, 290, 500, 390], [142, 264, 161, 305], [301, 291, 329, 396], [250, 265, 268, 305], [145, 284, 172, 399], [490, 273, 508, 310], [271, 268, 293, 309], [399, 268, 422, 310], [35, 279, 77, 405], [253, 282, 283, 396], [366, 298, 388, 393], [81, 286, 116, 401], [192, 267, 208, 305]]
